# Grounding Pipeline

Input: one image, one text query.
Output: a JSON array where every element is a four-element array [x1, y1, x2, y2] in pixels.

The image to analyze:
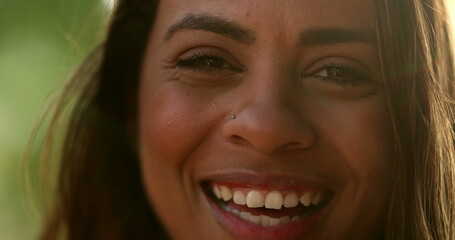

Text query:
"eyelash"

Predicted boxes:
[[176, 53, 372, 87], [176, 53, 240, 73], [307, 63, 373, 87]]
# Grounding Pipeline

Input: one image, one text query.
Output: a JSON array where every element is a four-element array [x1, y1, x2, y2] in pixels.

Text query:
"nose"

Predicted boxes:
[[223, 89, 316, 154]]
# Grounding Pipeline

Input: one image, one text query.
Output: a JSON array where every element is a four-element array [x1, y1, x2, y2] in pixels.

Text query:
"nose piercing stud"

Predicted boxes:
[[231, 114, 236, 119]]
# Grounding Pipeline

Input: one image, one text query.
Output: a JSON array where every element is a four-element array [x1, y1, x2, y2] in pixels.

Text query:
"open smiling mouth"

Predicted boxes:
[[202, 181, 333, 234]]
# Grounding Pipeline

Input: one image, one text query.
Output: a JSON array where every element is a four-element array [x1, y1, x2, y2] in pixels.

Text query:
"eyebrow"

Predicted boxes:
[[164, 14, 376, 47], [298, 28, 377, 46], [164, 14, 256, 45]]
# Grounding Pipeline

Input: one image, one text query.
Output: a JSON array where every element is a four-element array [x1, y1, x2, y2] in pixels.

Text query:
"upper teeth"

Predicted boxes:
[[246, 190, 264, 208], [220, 185, 233, 201], [233, 191, 246, 205], [212, 184, 325, 209]]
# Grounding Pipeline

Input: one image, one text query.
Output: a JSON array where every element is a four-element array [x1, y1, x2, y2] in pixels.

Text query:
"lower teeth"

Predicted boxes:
[[224, 205, 307, 227]]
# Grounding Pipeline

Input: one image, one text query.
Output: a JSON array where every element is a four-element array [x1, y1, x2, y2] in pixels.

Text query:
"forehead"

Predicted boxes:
[[155, 0, 376, 37]]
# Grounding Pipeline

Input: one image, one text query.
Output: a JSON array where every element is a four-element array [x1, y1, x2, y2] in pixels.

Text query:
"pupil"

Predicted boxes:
[[328, 67, 340, 77], [206, 58, 218, 66], [328, 67, 350, 78]]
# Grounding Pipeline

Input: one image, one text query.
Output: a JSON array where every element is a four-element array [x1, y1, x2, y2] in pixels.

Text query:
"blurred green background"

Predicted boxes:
[[0, 0, 113, 239], [1, 1, 455, 240]]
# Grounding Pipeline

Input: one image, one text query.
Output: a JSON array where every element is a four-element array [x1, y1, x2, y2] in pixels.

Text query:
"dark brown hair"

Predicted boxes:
[[376, 0, 455, 238], [31, 0, 454, 239], [36, 0, 167, 239]]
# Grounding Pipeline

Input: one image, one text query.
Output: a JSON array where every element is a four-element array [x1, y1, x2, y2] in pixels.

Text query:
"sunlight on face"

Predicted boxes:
[[139, 0, 393, 239]]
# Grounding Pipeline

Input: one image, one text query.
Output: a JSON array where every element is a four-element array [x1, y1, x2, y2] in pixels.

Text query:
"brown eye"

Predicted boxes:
[[317, 67, 351, 79], [173, 50, 243, 87], [176, 53, 235, 73], [312, 64, 373, 87]]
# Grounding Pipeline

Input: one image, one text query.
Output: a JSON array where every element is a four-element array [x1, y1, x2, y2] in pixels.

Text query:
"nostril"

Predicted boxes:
[[228, 135, 246, 145], [276, 142, 306, 152]]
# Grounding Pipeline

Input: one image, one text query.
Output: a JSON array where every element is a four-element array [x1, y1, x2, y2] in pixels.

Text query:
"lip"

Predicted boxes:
[[201, 172, 332, 240], [201, 171, 334, 190]]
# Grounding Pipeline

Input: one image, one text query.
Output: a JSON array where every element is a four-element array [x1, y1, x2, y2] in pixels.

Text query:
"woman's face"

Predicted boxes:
[[139, 0, 394, 239]]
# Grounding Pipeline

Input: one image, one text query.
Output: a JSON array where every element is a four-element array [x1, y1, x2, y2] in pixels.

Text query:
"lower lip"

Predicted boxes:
[[206, 196, 325, 240]]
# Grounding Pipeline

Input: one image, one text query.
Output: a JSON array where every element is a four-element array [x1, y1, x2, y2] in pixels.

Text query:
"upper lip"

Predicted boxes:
[[199, 170, 335, 192]]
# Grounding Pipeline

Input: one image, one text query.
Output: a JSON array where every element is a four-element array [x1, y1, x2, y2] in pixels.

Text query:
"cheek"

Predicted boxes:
[[342, 106, 392, 179], [139, 85, 207, 163], [314, 97, 393, 179], [344, 117, 392, 180], [138, 84, 213, 237], [310, 97, 393, 237]]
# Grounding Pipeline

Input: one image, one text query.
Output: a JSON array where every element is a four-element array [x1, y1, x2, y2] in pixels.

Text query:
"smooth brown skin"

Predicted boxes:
[[139, 0, 394, 239]]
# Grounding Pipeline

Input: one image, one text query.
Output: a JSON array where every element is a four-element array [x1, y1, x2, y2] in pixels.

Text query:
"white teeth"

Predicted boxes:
[[300, 191, 313, 207], [233, 191, 246, 205], [240, 211, 251, 221], [292, 215, 301, 222], [226, 205, 233, 212], [232, 209, 240, 216], [268, 217, 280, 226], [248, 215, 261, 225], [225, 207, 299, 227], [311, 192, 322, 205], [246, 190, 265, 208], [260, 215, 271, 227], [265, 191, 283, 210], [283, 192, 299, 208], [214, 184, 329, 227], [279, 216, 291, 224], [213, 185, 222, 199], [212, 184, 326, 209], [220, 186, 233, 201]]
